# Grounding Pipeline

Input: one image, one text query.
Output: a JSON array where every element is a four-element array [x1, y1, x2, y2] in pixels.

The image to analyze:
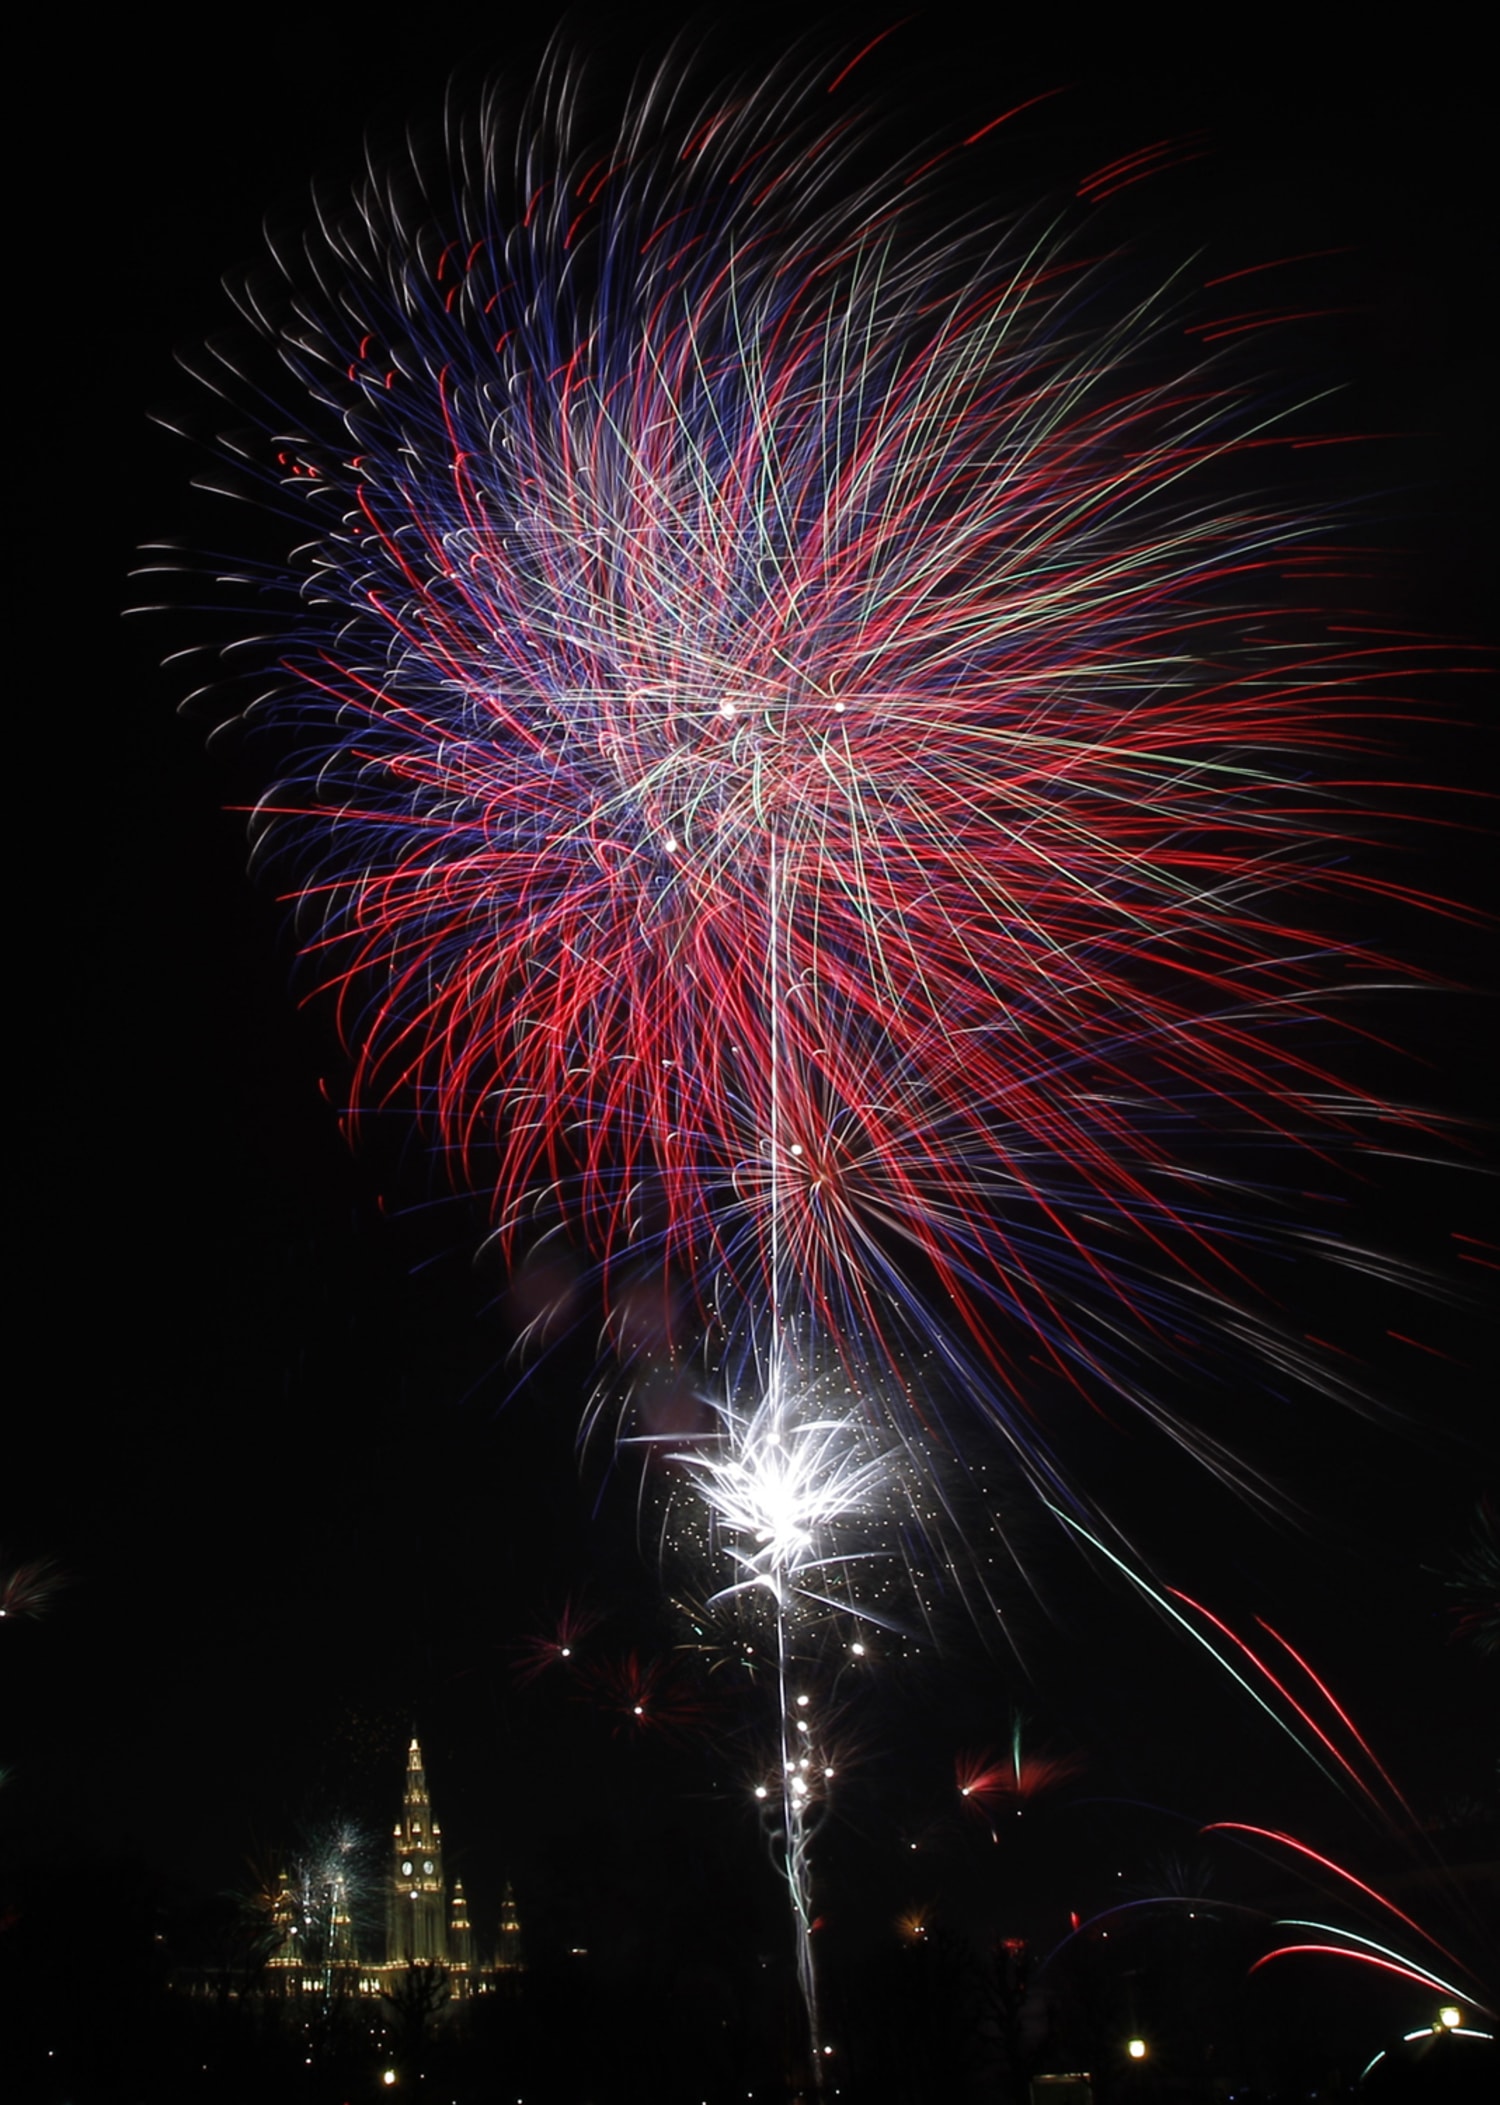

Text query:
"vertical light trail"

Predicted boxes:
[[670, 1378, 894, 2082], [765, 825, 823, 2075]]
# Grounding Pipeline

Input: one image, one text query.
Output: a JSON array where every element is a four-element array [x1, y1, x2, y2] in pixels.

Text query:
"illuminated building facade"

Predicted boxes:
[[267, 1733, 522, 2000]]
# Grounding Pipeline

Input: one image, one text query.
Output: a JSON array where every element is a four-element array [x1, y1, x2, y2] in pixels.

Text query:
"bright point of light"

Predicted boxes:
[[851, 1642, 865, 1656], [796, 1694, 809, 1707], [754, 1785, 768, 1799], [382, 2073, 397, 2088], [1438, 2007, 1463, 2030], [1127, 2039, 1146, 2061]]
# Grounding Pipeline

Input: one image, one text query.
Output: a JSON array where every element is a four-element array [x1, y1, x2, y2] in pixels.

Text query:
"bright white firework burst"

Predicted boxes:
[[675, 1379, 894, 1615]]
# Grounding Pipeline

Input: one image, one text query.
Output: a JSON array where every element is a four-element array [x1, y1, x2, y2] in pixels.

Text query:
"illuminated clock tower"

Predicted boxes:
[[388, 1735, 448, 1964]]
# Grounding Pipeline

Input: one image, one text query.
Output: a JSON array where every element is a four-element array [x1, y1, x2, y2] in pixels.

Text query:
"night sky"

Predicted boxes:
[[9, 6, 1494, 2085]]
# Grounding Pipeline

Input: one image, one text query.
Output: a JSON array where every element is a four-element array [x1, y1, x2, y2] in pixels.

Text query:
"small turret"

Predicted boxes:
[[448, 1879, 474, 1973], [496, 1880, 525, 1972]]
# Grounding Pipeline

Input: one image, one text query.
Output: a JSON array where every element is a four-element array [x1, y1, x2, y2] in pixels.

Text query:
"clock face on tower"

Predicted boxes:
[[401, 1859, 413, 1876], [423, 1858, 434, 1874]]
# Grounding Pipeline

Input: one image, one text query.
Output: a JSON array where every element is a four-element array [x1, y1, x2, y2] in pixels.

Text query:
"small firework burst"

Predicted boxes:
[[510, 1593, 605, 1684], [0, 1553, 64, 1622], [576, 1647, 713, 1744]]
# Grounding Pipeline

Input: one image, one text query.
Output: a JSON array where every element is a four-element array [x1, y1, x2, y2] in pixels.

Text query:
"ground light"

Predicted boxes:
[[1126, 2039, 1147, 2061], [1438, 2006, 1463, 2029]]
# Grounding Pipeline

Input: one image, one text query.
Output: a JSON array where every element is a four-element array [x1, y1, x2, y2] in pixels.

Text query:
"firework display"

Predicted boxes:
[[171, 45, 1438, 1502], [152, 33, 1478, 2082]]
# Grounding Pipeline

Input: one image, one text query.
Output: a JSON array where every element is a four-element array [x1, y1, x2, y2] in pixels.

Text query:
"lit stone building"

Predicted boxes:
[[267, 1734, 522, 1999]]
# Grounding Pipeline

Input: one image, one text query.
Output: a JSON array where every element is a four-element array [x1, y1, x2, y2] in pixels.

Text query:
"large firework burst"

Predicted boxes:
[[156, 40, 1447, 1521]]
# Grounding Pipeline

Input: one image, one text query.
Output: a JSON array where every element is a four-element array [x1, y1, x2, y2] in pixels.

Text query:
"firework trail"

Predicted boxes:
[[667, 1369, 895, 2061], [1028, 1563, 1498, 2027], [148, 39, 1448, 1516]]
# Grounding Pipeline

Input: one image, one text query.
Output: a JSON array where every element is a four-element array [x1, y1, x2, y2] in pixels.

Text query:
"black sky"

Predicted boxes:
[[10, 4, 1494, 2042]]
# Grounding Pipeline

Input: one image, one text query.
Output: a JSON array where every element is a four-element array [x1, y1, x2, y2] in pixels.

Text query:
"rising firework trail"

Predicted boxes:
[[665, 1364, 895, 2067]]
